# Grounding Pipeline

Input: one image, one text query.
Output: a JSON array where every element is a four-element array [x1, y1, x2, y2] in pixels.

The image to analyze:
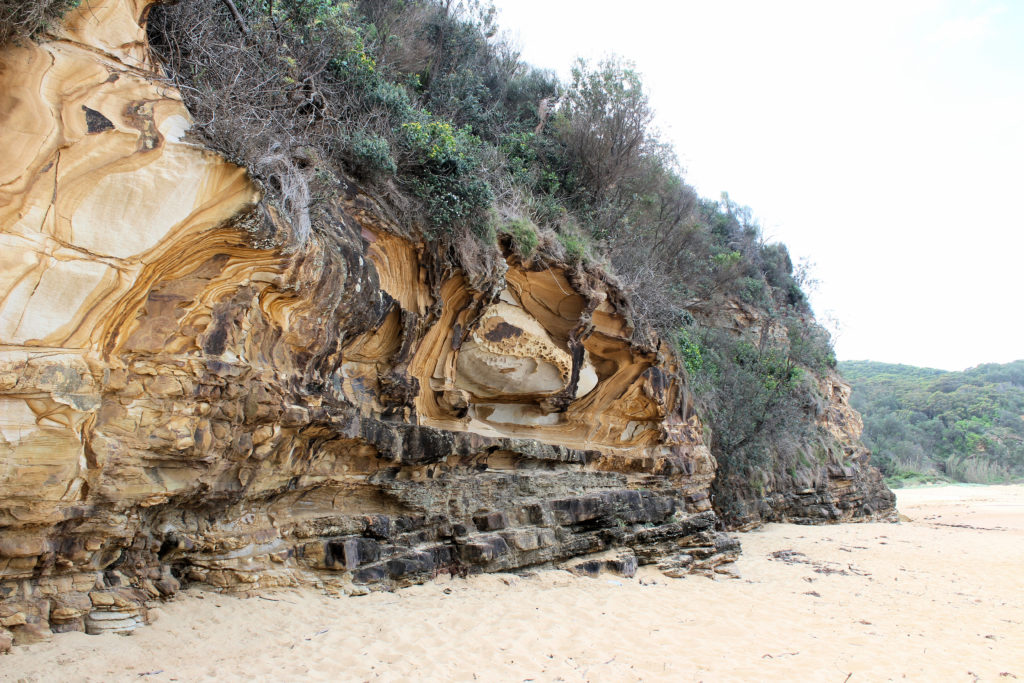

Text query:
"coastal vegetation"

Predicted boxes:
[[841, 360, 1024, 485]]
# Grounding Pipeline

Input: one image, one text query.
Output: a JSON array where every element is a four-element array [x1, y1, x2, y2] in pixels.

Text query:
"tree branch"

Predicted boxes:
[[220, 0, 248, 36]]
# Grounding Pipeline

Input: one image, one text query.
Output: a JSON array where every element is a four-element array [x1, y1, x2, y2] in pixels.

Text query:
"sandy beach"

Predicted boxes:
[[3, 484, 1022, 682]]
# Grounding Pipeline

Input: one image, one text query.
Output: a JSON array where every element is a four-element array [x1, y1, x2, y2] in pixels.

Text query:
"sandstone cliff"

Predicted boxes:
[[0, 0, 892, 648]]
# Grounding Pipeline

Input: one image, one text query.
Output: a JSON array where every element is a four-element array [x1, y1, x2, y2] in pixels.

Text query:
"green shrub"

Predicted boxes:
[[370, 81, 415, 117], [737, 276, 768, 306], [346, 131, 397, 180], [525, 193, 567, 227], [505, 217, 539, 258], [712, 250, 742, 269], [787, 319, 837, 373], [401, 119, 471, 168], [399, 117, 492, 235], [558, 232, 588, 264], [674, 327, 705, 377]]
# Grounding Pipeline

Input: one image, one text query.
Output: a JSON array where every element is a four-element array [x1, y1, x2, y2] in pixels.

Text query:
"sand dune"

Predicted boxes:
[[3, 485, 1022, 682]]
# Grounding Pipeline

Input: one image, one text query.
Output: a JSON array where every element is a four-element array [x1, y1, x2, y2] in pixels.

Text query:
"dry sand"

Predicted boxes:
[[3, 485, 1022, 682]]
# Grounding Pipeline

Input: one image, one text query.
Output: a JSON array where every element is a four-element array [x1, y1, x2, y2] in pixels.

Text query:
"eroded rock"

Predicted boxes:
[[0, 0, 889, 643]]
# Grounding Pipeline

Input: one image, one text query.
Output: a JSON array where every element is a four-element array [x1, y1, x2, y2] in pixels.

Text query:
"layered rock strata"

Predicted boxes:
[[0, 0, 741, 646]]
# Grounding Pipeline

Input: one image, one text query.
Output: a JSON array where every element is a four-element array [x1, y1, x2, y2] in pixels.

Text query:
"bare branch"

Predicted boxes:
[[219, 0, 248, 36]]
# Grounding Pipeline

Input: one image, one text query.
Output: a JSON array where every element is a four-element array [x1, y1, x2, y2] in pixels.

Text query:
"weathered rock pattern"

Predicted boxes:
[[0, 0, 750, 645]]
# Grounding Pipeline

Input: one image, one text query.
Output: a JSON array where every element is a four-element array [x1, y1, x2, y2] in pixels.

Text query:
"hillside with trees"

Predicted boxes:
[[840, 360, 1024, 485]]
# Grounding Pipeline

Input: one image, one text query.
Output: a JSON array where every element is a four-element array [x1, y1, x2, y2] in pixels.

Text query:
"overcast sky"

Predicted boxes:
[[491, 0, 1023, 371]]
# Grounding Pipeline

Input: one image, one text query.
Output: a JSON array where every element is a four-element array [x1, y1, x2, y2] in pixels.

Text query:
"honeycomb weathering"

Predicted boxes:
[[0, 0, 893, 648]]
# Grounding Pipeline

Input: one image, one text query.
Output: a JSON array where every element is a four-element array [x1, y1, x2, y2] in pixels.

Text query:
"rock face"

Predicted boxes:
[[0, 0, 749, 644], [773, 371, 896, 524], [695, 300, 897, 529], [738, 370, 896, 527]]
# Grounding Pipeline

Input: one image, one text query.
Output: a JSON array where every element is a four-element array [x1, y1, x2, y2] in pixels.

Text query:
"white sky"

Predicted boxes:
[[491, 0, 1023, 371]]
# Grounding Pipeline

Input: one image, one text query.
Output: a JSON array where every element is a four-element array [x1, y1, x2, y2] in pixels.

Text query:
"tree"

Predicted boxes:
[[555, 57, 656, 206]]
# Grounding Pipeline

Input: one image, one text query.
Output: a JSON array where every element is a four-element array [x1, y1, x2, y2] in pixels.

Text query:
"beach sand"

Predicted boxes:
[[3, 485, 1022, 682]]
